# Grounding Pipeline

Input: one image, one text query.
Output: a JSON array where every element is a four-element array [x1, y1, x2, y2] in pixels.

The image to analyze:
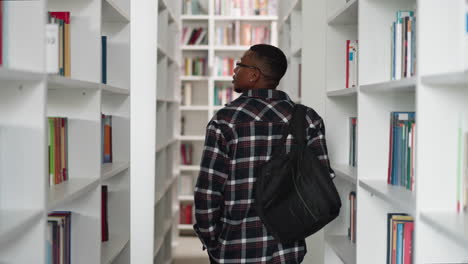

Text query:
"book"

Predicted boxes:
[[48, 211, 72, 264], [101, 36, 107, 84], [48, 117, 69, 186], [101, 185, 109, 242], [46, 23, 59, 74], [346, 40, 358, 88], [49, 12, 71, 77], [182, 82, 192, 106], [102, 114, 113, 163]]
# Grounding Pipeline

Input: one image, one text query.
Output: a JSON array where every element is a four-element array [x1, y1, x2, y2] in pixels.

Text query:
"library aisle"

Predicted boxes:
[[173, 237, 210, 264]]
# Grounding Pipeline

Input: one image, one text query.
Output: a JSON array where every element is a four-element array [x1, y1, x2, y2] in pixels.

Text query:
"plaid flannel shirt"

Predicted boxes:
[[194, 89, 335, 263]]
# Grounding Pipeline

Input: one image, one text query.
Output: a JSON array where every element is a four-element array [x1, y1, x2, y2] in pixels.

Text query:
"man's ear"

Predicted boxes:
[[249, 70, 260, 82]]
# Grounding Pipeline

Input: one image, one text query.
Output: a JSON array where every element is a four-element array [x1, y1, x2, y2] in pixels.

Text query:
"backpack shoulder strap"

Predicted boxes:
[[290, 104, 307, 146]]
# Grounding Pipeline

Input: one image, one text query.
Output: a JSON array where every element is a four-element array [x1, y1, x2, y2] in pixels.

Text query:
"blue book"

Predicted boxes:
[[396, 223, 404, 264], [101, 36, 107, 84]]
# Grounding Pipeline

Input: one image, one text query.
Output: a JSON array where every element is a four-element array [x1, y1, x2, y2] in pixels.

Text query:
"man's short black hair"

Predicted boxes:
[[249, 44, 288, 85]]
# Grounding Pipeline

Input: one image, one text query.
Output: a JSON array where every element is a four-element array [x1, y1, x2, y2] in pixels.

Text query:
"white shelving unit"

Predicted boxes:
[[155, 0, 181, 262], [0, 0, 131, 263], [131, 0, 180, 262], [289, 0, 468, 263], [178, 0, 279, 236]]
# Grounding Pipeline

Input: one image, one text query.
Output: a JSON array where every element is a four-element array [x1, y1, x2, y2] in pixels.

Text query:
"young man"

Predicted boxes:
[[194, 44, 335, 263]]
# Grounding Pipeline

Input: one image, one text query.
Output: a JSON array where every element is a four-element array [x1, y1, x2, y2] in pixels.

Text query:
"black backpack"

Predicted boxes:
[[255, 104, 342, 244]]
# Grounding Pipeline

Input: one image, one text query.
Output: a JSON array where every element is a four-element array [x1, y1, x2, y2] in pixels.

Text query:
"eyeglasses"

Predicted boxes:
[[235, 62, 272, 79]]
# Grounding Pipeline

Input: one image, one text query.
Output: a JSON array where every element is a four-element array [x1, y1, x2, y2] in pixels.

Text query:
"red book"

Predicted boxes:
[[0, 1, 3, 65], [403, 222, 414, 264], [185, 204, 193, 224], [346, 40, 350, 88], [101, 185, 109, 242]]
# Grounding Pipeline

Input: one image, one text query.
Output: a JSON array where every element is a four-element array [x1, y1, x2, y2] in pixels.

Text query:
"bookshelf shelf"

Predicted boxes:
[[179, 195, 194, 203], [101, 233, 130, 264], [181, 45, 210, 51], [102, 162, 130, 181], [181, 76, 210, 81], [325, 235, 356, 264], [213, 16, 278, 21], [47, 75, 101, 91], [180, 105, 210, 111], [178, 224, 194, 231], [327, 87, 358, 97], [180, 165, 201, 172], [420, 211, 468, 248], [213, 76, 233, 82], [421, 71, 468, 87], [214, 45, 251, 51], [47, 178, 100, 212], [358, 179, 416, 215], [0, 67, 44, 81], [332, 163, 357, 185], [179, 135, 205, 141], [359, 77, 416, 93], [0, 210, 43, 247], [327, 0, 358, 25], [102, 0, 130, 23], [181, 15, 210, 20], [101, 84, 130, 95], [156, 138, 178, 153]]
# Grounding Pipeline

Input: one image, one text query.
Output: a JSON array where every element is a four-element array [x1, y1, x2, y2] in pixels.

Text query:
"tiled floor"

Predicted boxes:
[[173, 236, 210, 264]]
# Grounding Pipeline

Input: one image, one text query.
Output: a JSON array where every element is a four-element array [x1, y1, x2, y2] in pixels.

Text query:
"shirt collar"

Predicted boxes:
[[241, 89, 291, 101]]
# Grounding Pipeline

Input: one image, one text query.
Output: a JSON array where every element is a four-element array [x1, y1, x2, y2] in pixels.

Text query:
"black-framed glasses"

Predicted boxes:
[[235, 62, 272, 79]]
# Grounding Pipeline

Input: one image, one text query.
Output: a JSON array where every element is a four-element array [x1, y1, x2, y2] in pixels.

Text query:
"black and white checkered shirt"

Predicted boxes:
[[194, 89, 335, 263]]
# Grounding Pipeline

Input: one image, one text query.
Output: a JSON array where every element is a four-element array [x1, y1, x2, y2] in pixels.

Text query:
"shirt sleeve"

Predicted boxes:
[[193, 120, 230, 251], [306, 109, 336, 179]]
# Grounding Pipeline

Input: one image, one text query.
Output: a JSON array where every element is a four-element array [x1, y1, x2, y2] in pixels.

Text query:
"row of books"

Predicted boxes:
[[47, 211, 72, 264], [46, 11, 71, 76], [214, 56, 236, 76], [386, 213, 414, 264], [391, 11, 416, 80], [214, 84, 237, 106], [349, 117, 357, 167], [181, 143, 194, 165], [214, 0, 277, 16], [46, 186, 110, 264], [215, 23, 271, 46], [348, 191, 356, 243], [182, 27, 208, 46], [182, 0, 208, 15], [102, 114, 113, 164], [49, 117, 69, 187], [180, 203, 195, 225], [346, 40, 358, 88], [184, 57, 207, 76], [387, 112, 416, 191]]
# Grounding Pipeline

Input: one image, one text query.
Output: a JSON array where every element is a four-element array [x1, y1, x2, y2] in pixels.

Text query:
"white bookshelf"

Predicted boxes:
[[0, 0, 131, 263], [178, 0, 279, 236], [152, 0, 181, 263], [291, 0, 468, 263], [278, 0, 302, 103]]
